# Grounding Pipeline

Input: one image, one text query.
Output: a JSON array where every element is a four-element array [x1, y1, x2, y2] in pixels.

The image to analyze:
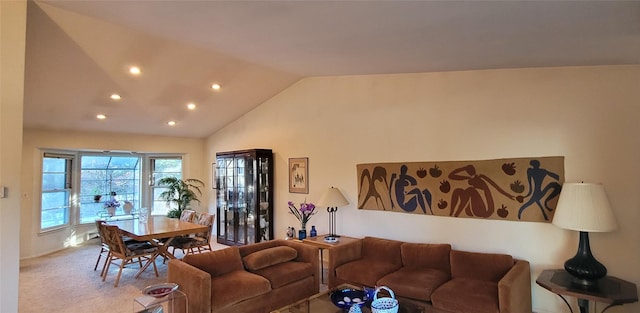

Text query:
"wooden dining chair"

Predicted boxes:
[[191, 212, 215, 253], [159, 209, 198, 263], [160, 209, 196, 246], [94, 220, 144, 276], [93, 220, 110, 276], [100, 224, 159, 287], [168, 212, 215, 257], [179, 209, 197, 223]]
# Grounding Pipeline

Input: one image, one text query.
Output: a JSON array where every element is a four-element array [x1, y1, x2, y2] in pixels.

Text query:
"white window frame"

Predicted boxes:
[[40, 152, 75, 232], [38, 149, 184, 233], [148, 156, 184, 216], [78, 153, 142, 224]]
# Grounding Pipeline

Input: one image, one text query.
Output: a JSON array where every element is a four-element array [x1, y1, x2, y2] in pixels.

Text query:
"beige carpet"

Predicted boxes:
[[19, 241, 227, 313]]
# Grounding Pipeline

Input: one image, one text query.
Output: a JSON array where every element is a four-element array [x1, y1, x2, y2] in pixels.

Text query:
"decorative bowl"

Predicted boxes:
[[323, 236, 339, 243], [330, 287, 369, 309], [143, 283, 179, 298]]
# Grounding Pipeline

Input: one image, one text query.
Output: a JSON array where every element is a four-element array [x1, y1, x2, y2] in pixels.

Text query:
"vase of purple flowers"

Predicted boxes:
[[288, 200, 316, 240], [104, 196, 121, 217]]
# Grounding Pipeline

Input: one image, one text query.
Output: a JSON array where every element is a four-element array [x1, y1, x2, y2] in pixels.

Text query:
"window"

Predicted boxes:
[[79, 155, 141, 224], [150, 157, 183, 216], [39, 150, 183, 231], [41, 153, 73, 230]]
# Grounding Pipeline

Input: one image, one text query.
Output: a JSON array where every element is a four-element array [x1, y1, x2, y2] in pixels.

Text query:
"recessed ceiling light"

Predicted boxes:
[[167, 121, 176, 126], [187, 103, 196, 110], [97, 114, 106, 120], [211, 83, 221, 91], [110, 94, 121, 100], [129, 66, 141, 75]]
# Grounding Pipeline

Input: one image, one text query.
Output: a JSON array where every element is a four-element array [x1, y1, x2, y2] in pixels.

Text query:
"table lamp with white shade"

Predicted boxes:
[[317, 186, 349, 243], [552, 182, 618, 287]]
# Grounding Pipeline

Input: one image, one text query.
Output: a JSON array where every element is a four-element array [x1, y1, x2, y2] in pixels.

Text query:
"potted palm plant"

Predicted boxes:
[[157, 177, 205, 218]]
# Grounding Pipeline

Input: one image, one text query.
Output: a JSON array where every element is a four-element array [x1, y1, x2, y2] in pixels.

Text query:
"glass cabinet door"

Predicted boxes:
[[258, 156, 270, 241], [244, 153, 255, 244], [216, 149, 273, 246], [235, 155, 246, 244], [216, 156, 234, 243]]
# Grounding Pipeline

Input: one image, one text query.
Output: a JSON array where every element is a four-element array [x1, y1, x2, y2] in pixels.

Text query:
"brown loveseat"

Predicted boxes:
[[168, 239, 319, 313], [328, 236, 532, 313]]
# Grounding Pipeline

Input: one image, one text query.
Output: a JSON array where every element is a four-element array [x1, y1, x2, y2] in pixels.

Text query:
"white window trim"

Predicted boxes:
[[38, 149, 184, 234], [40, 151, 75, 233]]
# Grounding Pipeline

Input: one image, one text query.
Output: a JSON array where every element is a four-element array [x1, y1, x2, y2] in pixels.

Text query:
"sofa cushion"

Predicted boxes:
[[250, 261, 314, 289], [362, 237, 403, 266], [183, 246, 243, 277], [210, 270, 271, 310], [401, 243, 451, 273], [243, 246, 298, 271], [377, 267, 450, 302], [431, 278, 499, 313], [450, 250, 513, 282], [335, 258, 402, 287]]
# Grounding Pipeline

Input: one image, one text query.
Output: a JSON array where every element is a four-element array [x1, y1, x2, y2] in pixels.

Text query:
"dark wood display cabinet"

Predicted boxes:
[[215, 149, 273, 245]]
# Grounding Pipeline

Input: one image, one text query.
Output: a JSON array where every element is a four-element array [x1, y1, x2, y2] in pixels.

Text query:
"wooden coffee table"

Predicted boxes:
[[271, 284, 428, 313]]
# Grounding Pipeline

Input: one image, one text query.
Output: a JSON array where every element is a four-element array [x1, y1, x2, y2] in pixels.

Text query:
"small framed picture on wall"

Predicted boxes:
[[289, 157, 309, 194]]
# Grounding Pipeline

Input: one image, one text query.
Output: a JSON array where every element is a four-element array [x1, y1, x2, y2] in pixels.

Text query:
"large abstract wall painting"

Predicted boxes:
[[357, 156, 564, 223]]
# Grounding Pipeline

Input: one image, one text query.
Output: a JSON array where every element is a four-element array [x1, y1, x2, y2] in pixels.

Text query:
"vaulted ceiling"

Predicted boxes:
[[23, 1, 640, 138]]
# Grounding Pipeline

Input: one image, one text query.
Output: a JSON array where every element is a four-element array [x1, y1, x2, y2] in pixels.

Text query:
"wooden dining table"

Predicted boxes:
[[108, 216, 209, 278]]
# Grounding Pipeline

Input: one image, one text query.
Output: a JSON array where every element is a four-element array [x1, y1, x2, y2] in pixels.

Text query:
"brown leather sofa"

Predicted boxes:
[[328, 236, 532, 313], [168, 239, 319, 313]]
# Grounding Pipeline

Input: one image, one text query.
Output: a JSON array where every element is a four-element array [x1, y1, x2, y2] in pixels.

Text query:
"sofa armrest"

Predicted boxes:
[[168, 259, 212, 313], [498, 259, 532, 313], [282, 240, 321, 291], [327, 238, 363, 288]]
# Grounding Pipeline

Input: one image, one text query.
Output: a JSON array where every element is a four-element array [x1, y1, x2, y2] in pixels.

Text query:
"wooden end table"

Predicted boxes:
[[536, 269, 638, 313], [300, 234, 360, 284]]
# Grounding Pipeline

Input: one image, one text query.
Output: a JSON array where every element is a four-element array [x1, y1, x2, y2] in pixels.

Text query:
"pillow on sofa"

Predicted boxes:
[[450, 250, 513, 282], [243, 246, 298, 271], [401, 243, 451, 273], [362, 237, 403, 265], [183, 246, 244, 277]]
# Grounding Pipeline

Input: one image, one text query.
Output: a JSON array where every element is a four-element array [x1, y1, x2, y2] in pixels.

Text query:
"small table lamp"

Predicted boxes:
[[317, 186, 349, 243], [552, 182, 618, 287]]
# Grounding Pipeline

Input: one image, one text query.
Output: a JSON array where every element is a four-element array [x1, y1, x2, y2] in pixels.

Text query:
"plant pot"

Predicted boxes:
[[123, 201, 133, 214], [94, 195, 102, 203]]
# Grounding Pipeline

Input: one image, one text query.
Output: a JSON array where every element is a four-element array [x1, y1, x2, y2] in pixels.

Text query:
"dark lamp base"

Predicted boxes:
[[564, 231, 607, 287], [566, 272, 604, 287]]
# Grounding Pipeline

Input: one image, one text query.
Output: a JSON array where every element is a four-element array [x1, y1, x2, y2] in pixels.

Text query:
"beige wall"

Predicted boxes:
[[206, 65, 640, 313], [20, 129, 207, 258], [1, 0, 27, 311]]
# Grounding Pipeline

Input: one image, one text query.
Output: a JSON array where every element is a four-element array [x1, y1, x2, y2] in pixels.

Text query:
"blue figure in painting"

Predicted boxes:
[[517, 160, 562, 220], [391, 165, 432, 214]]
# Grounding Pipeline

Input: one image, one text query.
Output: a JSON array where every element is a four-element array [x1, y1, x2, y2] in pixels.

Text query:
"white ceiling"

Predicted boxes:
[[24, 1, 640, 138]]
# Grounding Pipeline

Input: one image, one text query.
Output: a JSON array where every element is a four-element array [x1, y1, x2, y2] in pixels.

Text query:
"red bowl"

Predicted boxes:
[[143, 283, 179, 298]]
